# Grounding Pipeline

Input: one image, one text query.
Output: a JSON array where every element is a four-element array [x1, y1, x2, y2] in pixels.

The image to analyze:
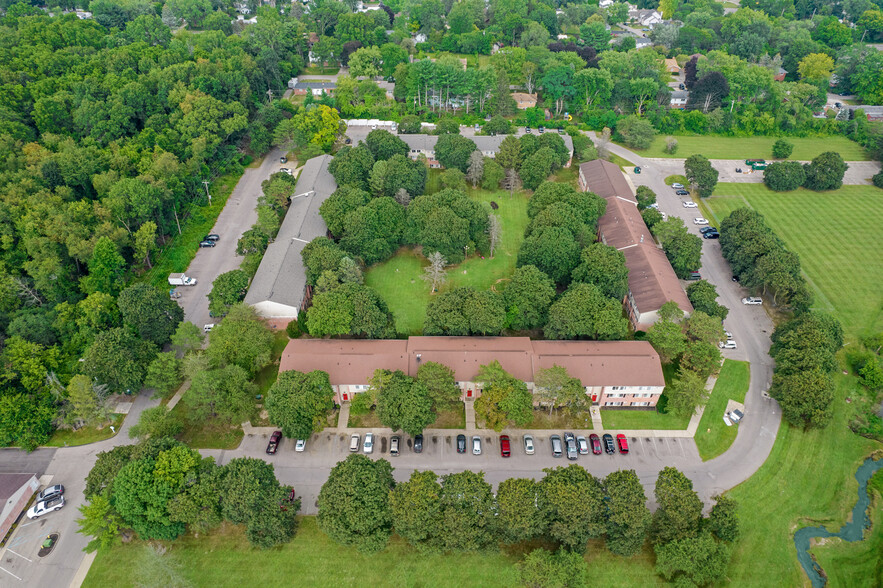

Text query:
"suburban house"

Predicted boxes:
[[664, 58, 680, 74], [396, 133, 574, 168], [280, 337, 667, 408], [0, 473, 39, 541], [578, 160, 693, 330], [599, 0, 614, 7], [629, 8, 663, 27], [244, 155, 337, 319], [288, 78, 337, 96], [670, 90, 689, 109], [843, 105, 883, 122], [774, 67, 787, 82], [511, 92, 538, 109], [635, 37, 653, 49]]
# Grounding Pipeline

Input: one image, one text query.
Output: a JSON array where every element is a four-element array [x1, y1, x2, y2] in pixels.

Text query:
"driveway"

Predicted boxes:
[[642, 157, 881, 186], [176, 148, 288, 329]]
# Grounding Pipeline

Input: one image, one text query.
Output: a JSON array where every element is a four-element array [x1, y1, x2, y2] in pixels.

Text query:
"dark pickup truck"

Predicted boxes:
[[266, 431, 282, 454]]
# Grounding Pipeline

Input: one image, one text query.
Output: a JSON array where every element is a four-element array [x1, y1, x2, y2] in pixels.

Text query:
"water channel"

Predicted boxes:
[[793, 456, 883, 587]]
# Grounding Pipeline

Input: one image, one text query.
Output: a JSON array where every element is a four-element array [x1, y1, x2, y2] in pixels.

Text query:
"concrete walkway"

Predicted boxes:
[[464, 400, 476, 430]]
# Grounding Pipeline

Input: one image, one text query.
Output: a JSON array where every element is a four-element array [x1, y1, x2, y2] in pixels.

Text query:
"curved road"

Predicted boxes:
[[0, 135, 784, 587]]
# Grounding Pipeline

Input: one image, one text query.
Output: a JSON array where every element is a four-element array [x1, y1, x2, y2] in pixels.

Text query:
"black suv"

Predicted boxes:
[[456, 434, 466, 453], [413, 434, 423, 453], [602, 434, 616, 455]]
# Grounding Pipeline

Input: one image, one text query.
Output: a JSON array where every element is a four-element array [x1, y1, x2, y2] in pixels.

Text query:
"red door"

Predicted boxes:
[[467, 389, 473, 398], [342, 393, 348, 401]]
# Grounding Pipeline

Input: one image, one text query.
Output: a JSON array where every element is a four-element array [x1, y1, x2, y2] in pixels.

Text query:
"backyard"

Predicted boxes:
[[365, 187, 530, 335], [693, 360, 750, 461], [703, 183, 883, 338], [625, 135, 870, 161]]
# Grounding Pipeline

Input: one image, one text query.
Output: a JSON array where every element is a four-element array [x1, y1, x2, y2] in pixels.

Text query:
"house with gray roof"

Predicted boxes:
[[244, 155, 337, 318], [394, 133, 574, 168], [288, 78, 337, 96]]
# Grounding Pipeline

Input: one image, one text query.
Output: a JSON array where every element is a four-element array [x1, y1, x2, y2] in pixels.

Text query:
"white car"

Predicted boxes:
[[719, 340, 737, 349], [523, 434, 535, 455], [363, 432, 374, 454], [724, 331, 733, 339], [472, 435, 482, 455], [295, 439, 306, 452], [742, 297, 763, 305], [203, 324, 215, 333], [694, 217, 709, 225], [671, 182, 684, 189], [280, 167, 293, 175], [683, 201, 698, 208], [27, 496, 64, 519]]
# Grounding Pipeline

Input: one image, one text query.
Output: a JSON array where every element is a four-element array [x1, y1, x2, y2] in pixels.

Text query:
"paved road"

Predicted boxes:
[[644, 157, 881, 186], [176, 147, 288, 329]]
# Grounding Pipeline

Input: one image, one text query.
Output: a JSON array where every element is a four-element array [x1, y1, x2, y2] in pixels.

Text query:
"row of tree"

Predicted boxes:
[[78, 438, 297, 550], [317, 456, 739, 585], [719, 208, 813, 310], [763, 151, 850, 192]]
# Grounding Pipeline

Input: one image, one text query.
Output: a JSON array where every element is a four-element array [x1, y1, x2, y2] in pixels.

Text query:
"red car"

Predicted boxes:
[[589, 434, 602, 455], [266, 431, 282, 454], [616, 434, 629, 454], [500, 435, 511, 457]]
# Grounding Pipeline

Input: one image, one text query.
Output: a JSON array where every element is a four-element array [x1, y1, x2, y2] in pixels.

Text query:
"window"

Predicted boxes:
[[611, 386, 625, 391], [634, 401, 650, 406], [604, 401, 623, 407]]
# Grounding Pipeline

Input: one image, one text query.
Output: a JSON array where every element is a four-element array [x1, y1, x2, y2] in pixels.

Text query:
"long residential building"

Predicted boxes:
[[394, 133, 574, 168], [280, 337, 666, 408], [244, 154, 336, 318], [579, 160, 693, 330]]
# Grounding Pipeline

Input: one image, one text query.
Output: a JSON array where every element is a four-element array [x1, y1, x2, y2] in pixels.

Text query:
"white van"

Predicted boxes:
[[390, 435, 400, 456], [349, 434, 360, 452]]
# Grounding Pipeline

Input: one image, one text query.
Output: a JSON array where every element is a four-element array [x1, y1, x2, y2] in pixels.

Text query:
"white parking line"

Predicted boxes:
[[0, 565, 22, 581], [6, 548, 32, 562]]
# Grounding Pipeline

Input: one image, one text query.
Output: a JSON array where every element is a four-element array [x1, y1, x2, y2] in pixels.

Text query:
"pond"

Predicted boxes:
[[793, 456, 883, 587]]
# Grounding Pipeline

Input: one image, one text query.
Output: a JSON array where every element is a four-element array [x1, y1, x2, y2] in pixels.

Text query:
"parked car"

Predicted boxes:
[[280, 167, 293, 175], [344, 138, 352, 144], [577, 435, 589, 455], [686, 271, 701, 280], [616, 434, 629, 454], [414, 434, 424, 453], [203, 323, 214, 333], [266, 431, 282, 454], [500, 435, 511, 457], [204, 234, 220, 241], [682, 200, 698, 207], [295, 439, 306, 452], [679, 83, 685, 90], [390, 435, 400, 456], [703, 231, 720, 239], [550, 434, 563, 457], [602, 433, 616, 455], [27, 496, 64, 519], [558, 128, 565, 134], [472, 435, 482, 455], [349, 434, 360, 452], [538, 126, 545, 133], [589, 434, 602, 455], [720, 340, 737, 349], [671, 182, 684, 189], [694, 217, 709, 225], [676, 189, 690, 196], [742, 297, 763, 305], [523, 434, 535, 455], [525, 127, 532, 133], [725, 330, 733, 339], [363, 432, 374, 454], [199, 240, 216, 248], [280, 156, 287, 163], [564, 432, 578, 461], [730, 409, 744, 422], [457, 434, 466, 453], [37, 484, 64, 503], [699, 226, 716, 234]]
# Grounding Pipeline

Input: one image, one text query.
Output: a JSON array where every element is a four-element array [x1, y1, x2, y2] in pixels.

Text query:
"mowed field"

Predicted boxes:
[[366, 189, 529, 335], [703, 183, 883, 338], [631, 135, 870, 161]]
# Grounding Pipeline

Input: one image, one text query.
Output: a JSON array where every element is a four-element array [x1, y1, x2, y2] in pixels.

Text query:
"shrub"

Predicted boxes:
[[616, 115, 655, 150], [803, 151, 847, 191], [873, 170, 883, 189], [763, 161, 806, 191], [286, 319, 301, 338], [664, 136, 679, 154], [771, 139, 793, 159]]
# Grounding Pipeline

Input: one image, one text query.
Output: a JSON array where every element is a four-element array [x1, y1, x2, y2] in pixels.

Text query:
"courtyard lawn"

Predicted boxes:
[[694, 360, 750, 461], [703, 183, 883, 338], [365, 188, 530, 335], [84, 518, 521, 588], [44, 414, 123, 447], [525, 409, 593, 430], [430, 404, 466, 428], [600, 407, 690, 430], [725, 373, 880, 585], [626, 135, 870, 161]]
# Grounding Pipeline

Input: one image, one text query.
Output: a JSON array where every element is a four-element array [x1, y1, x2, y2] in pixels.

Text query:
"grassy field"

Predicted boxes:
[[525, 409, 593, 430], [694, 360, 750, 461], [365, 188, 530, 335], [84, 517, 521, 587], [703, 183, 883, 338], [600, 407, 690, 430], [725, 373, 880, 585], [431, 405, 466, 428], [627, 135, 870, 161], [44, 414, 123, 447], [143, 171, 240, 290], [811, 499, 883, 588]]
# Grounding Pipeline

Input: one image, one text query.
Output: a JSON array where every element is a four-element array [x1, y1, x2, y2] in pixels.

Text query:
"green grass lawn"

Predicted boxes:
[[607, 153, 636, 169], [600, 407, 690, 430], [811, 499, 883, 588], [525, 409, 593, 430], [703, 183, 883, 339], [142, 171, 240, 290], [694, 360, 750, 461], [725, 373, 880, 585], [44, 414, 123, 447], [365, 188, 530, 335], [430, 404, 466, 428], [625, 135, 869, 161]]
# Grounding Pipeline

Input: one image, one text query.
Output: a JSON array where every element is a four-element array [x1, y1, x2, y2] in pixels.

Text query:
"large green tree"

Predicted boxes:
[[208, 270, 250, 317], [436, 470, 497, 551], [205, 304, 274, 376], [538, 465, 606, 550], [83, 327, 157, 394], [501, 265, 557, 331], [544, 283, 629, 340], [474, 361, 533, 431], [267, 370, 335, 440], [374, 370, 436, 435], [389, 470, 442, 552], [496, 477, 543, 543], [604, 469, 651, 556], [684, 154, 719, 198], [652, 466, 703, 545], [571, 243, 629, 300]]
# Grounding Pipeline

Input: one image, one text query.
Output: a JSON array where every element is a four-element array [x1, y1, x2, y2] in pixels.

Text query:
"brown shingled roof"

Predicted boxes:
[[579, 160, 634, 200], [531, 340, 665, 387], [408, 336, 534, 383], [280, 339, 408, 385]]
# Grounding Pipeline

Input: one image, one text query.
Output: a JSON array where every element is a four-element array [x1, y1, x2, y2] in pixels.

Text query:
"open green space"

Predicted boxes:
[[84, 517, 521, 587], [704, 183, 883, 338], [694, 360, 750, 461], [365, 188, 530, 335], [170, 398, 244, 450], [626, 135, 869, 161], [430, 405, 466, 428], [302, 66, 339, 75], [812, 499, 883, 588], [600, 407, 690, 430], [44, 414, 123, 447], [725, 373, 880, 585], [143, 171, 240, 290], [524, 409, 594, 430]]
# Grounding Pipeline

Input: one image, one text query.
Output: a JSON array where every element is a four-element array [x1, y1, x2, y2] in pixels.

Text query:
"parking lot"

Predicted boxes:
[[209, 430, 702, 513]]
